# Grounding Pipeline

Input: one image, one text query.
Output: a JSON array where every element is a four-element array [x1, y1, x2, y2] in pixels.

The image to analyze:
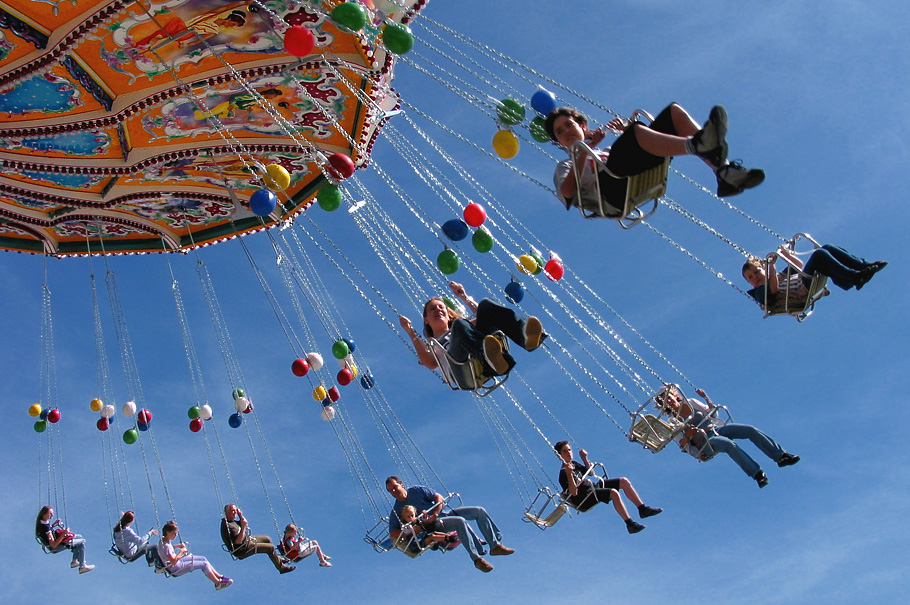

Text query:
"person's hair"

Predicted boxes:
[[742, 257, 764, 277], [35, 505, 52, 540], [553, 440, 569, 455], [401, 505, 417, 520], [114, 510, 134, 533], [422, 297, 462, 338], [544, 107, 588, 142], [385, 475, 404, 487], [162, 520, 178, 537], [284, 524, 297, 535]]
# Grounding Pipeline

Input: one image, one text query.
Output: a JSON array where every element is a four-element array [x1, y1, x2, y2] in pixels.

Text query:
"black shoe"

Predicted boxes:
[[754, 471, 769, 488], [626, 520, 646, 534], [279, 565, 296, 574], [638, 505, 663, 519], [855, 261, 887, 290], [717, 161, 765, 197], [690, 105, 728, 169], [777, 453, 800, 468]]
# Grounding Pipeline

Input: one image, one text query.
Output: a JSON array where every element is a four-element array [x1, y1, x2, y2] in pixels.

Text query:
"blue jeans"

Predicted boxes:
[[803, 244, 870, 290], [439, 506, 503, 561], [708, 423, 786, 477], [446, 299, 528, 373], [52, 534, 85, 567]]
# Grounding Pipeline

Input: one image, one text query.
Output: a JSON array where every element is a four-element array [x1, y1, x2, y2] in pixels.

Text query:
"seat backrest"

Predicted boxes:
[[630, 414, 682, 453]]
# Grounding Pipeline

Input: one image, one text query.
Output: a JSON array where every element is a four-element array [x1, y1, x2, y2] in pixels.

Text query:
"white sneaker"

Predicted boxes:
[[70, 560, 80, 568], [216, 577, 233, 591], [79, 565, 95, 574]]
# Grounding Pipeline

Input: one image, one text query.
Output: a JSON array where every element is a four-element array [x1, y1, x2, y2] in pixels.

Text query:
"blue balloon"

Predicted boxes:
[[322, 399, 333, 407], [531, 88, 558, 118], [108, 415, 115, 425], [504, 280, 525, 304], [228, 413, 243, 428], [249, 189, 277, 216], [442, 219, 469, 241], [342, 338, 356, 353], [39, 409, 49, 420], [360, 373, 375, 389], [137, 422, 149, 432]]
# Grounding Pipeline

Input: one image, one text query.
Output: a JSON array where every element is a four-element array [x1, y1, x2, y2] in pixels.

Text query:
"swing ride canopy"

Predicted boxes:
[[0, 0, 423, 256]]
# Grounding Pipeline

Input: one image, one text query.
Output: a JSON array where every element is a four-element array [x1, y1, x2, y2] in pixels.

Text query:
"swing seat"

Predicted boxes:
[[148, 545, 172, 576], [427, 332, 509, 397], [629, 413, 684, 453], [760, 233, 831, 322], [524, 503, 569, 528]]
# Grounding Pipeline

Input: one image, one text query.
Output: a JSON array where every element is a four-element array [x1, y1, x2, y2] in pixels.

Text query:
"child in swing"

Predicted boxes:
[[545, 103, 764, 216], [398, 505, 459, 553], [278, 523, 332, 567]]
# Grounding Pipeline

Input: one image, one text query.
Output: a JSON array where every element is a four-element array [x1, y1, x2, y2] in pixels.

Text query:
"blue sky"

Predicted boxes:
[[3, 1, 909, 603]]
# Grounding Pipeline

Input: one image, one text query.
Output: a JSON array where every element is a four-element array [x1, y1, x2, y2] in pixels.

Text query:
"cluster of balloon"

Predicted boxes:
[[326, 153, 355, 180], [381, 22, 414, 54], [187, 404, 214, 433], [317, 183, 342, 212], [463, 203, 494, 253], [90, 397, 115, 432], [516, 250, 565, 281], [331, 1, 368, 32], [528, 88, 558, 143], [291, 350, 324, 377], [492, 99, 523, 160], [333, 338, 359, 387], [229, 388, 253, 429], [284, 24, 315, 57], [29, 403, 61, 432]]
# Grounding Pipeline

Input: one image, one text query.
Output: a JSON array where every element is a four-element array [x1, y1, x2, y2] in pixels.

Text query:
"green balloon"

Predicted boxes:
[[529, 116, 550, 143], [382, 23, 414, 54], [332, 340, 350, 360], [318, 184, 342, 211], [497, 99, 526, 126], [442, 296, 459, 312], [331, 2, 367, 31], [437, 249, 459, 275], [472, 227, 494, 253], [232, 388, 245, 400], [34, 419, 47, 433], [188, 406, 201, 420], [530, 252, 545, 275], [123, 429, 139, 445]]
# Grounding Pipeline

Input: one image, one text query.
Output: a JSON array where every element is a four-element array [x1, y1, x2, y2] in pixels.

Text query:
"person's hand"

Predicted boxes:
[[695, 388, 706, 398], [448, 281, 466, 299], [606, 118, 628, 134], [579, 448, 588, 460], [769, 252, 779, 261], [150, 529, 159, 536], [399, 315, 413, 333], [587, 127, 607, 146]]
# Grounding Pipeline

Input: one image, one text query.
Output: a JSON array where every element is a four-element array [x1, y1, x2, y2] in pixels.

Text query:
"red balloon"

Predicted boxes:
[[242, 401, 254, 414], [284, 25, 315, 57], [328, 387, 340, 402], [327, 153, 355, 179], [544, 259, 564, 281], [96, 418, 109, 432], [291, 358, 309, 376], [138, 409, 152, 424], [337, 368, 353, 386], [47, 409, 61, 423], [463, 203, 487, 227], [189, 418, 203, 433]]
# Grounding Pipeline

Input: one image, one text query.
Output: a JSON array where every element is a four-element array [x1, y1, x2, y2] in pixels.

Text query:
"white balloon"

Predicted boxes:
[[307, 352, 324, 371], [122, 401, 137, 417], [199, 404, 213, 420], [101, 404, 115, 419], [374, 0, 400, 15], [234, 397, 251, 412], [320, 405, 336, 421]]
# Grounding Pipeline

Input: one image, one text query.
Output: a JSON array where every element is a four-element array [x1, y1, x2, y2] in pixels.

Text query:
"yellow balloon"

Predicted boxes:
[[264, 164, 291, 191], [492, 129, 519, 159], [90, 398, 103, 412], [313, 386, 327, 401], [516, 254, 538, 275], [350, 365, 358, 379], [28, 403, 42, 417]]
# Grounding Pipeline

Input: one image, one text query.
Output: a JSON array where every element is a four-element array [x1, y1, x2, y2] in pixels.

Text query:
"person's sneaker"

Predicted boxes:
[[483, 335, 510, 375], [490, 544, 515, 556], [638, 505, 663, 519], [777, 453, 800, 467], [319, 561, 332, 567], [78, 564, 95, 574], [688, 105, 728, 169], [856, 261, 887, 290], [754, 471, 769, 488], [279, 565, 296, 574], [474, 557, 494, 572], [522, 317, 543, 351], [70, 560, 80, 568], [216, 577, 233, 590], [626, 520, 646, 534], [716, 162, 765, 197]]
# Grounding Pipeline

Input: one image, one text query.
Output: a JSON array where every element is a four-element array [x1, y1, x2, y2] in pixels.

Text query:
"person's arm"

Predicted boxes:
[[47, 528, 66, 549], [398, 315, 439, 370], [579, 448, 593, 471], [563, 462, 580, 497], [233, 513, 248, 546], [778, 247, 804, 271], [766, 254, 781, 295], [694, 388, 715, 410], [448, 282, 478, 314]]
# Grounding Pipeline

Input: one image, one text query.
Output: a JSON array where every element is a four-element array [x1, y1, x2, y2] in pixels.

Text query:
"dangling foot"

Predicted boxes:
[[855, 261, 887, 290], [523, 316, 544, 351], [319, 560, 332, 567], [638, 504, 663, 519], [279, 565, 296, 574], [490, 544, 515, 556], [716, 161, 765, 197], [483, 335, 510, 375], [78, 564, 94, 574], [777, 453, 800, 468], [626, 519, 646, 534], [754, 470, 769, 488], [474, 557, 494, 572], [216, 576, 233, 590], [687, 105, 728, 169]]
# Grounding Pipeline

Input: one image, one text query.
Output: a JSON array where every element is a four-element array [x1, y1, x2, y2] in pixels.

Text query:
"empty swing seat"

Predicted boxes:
[[630, 414, 683, 453]]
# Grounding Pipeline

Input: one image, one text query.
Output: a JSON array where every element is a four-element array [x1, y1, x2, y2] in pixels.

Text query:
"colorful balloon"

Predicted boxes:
[[39, 409, 49, 420], [232, 388, 245, 400], [313, 386, 327, 401], [189, 418, 203, 433], [529, 252, 545, 275], [327, 153, 355, 179], [331, 2, 367, 31], [264, 163, 291, 191], [504, 280, 525, 304], [123, 429, 139, 444], [360, 373, 375, 389], [96, 418, 110, 432], [28, 403, 42, 417], [437, 249, 459, 274], [531, 88, 558, 118], [199, 405, 213, 421], [517, 254, 539, 275], [497, 98, 526, 125], [331, 340, 350, 359], [529, 116, 550, 142], [545, 259, 565, 281], [137, 421, 149, 432], [188, 406, 201, 419], [138, 409, 152, 424], [291, 358, 309, 377], [317, 184, 342, 211], [34, 419, 47, 433], [122, 401, 137, 417], [307, 352, 324, 371], [492, 129, 519, 159], [382, 22, 414, 54], [228, 413, 243, 429], [90, 398, 103, 412], [234, 397, 250, 413], [342, 338, 356, 353], [328, 387, 340, 402], [472, 227, 494, 253], [250, 189, 277, 216], [47, 409, 61, 423], [463, 203, 487, 227], [284, 25, 315, 57], [101, 404, 116, 419], [442, 219, 469, 241], [320, 405, 336, 421], [337, 367, 354, 386]]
